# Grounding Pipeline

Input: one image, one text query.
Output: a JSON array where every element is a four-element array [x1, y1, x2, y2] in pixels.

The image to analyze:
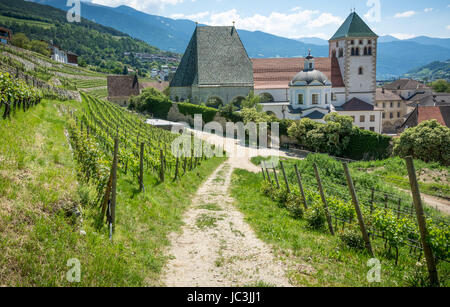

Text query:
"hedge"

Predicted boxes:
[[177, 102, 218, 124], [344, 128, 392, 160]]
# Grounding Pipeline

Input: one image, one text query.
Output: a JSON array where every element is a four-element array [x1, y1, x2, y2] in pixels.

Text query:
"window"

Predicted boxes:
[[332, 50, 336, 58], [359, 40, 363, 45], [358, 67, 363, 75], [355, 48, 360, 56], [331, 93, 337, 101], [339, 48, 343, 57], [368, 40, 372, 45], [370, 127, 375, 132], [351, 40, 354, 45], [382, 102, 386, 108], [325, 94, 328, 104], [298, 94, 304, 105], [360, 115, 365, 122], [312, 94, 319, 105], [368, 47, 372, 55], [382, 113, 386, 119], [351, 116, 355, 122], [309, 63, 313, 69], [364, 47, 368, 55], [398, 102, 401, 108], [336, 42, 339, 48], [351, 48, 355, 56], [390, 102, 393, 108], [390, 113, 394, 119], [370, 115, 375, 122], [397, 112, 401, 118]]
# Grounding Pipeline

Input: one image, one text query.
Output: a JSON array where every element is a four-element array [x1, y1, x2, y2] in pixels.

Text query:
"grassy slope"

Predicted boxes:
[[231, 169, 449, 287], [350, 157, 450, 200], [0, 100, 224, 286]]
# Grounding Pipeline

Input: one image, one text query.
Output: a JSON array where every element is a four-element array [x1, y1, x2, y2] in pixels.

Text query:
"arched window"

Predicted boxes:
[[368, 47, 372, 55], [358, 67, 363, 75], [260, 93, 274, 103], [206, 96, 224, 108], [339, 48, 343, 57], [355, 48, 360, 56], [231, 96, 246, 108], [363, 47, 368, 55], [351, 48, 355, 56]]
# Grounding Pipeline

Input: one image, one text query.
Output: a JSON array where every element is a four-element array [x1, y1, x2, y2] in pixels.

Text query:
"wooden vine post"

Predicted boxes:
[[159, 149, 165, 182], [261, 166, 266, 181], [405, 157, 439, 287], [174, 154, 180, 180], [294, 164, 308, 210], [313, 163, 334, 235], [342, 162, 374, 257], [280, 161, 291, 193], [139, 142, 144, 192], [272, 163, 280, 189], [263, 162, 272, 185], [110, 138, 119, 234]]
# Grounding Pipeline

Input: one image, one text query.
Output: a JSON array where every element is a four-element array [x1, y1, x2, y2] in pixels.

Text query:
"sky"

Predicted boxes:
[[84, 0, 450, 40]]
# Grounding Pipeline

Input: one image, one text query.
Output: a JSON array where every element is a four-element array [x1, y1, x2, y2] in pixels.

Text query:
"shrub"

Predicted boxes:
[[304, 202, 326, 230], [339, 228, 365, 250], [286, 193, 304, 219], [128, 88, 172, 119], [288, 114, 391, 160], [394, 120, 450, 165]]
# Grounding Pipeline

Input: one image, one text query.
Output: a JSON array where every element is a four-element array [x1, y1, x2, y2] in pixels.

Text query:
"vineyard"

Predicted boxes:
[[256, 154, 449, 285], [60, 92, 218, 235], [0, 72, 42, 119]]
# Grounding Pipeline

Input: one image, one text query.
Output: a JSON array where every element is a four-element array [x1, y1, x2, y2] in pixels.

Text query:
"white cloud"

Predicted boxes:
[[177, 8, 343, 39], [447, 25, 450, 31], [394, 11, 417, 18], [389, 33, 417, 40], [424, 8, 433, 13]]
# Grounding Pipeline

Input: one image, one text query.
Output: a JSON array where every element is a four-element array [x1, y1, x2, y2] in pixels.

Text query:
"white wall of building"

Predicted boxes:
[[338, 110, 382, 133], [254, 88, 289, 102]]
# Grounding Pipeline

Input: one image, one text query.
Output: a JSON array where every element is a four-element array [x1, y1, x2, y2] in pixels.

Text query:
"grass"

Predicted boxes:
[[0, 100, 225, 286], [350, 157, 450, 200], [196, 214, 220, 229], [231, 169, 450, 287]]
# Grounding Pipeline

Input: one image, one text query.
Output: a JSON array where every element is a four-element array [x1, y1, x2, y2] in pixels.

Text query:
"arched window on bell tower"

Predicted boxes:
[[358, 67, 363, 75]]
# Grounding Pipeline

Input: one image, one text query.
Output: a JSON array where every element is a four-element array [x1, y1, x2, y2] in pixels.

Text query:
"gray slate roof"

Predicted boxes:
[[170, 26, 254, 87]]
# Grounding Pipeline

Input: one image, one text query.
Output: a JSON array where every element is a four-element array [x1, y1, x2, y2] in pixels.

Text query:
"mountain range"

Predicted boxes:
[[25, 0, 450, 79]]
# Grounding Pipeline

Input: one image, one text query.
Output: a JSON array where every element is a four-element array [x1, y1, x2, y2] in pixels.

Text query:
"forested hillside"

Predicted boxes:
[[0, 0, 177, 74], [404, 59, 450, 82]]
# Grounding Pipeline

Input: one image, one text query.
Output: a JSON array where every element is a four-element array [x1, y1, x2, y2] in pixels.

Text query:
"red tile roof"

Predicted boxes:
[[418, 106, 446, 126], [252, 57, 344, 90]]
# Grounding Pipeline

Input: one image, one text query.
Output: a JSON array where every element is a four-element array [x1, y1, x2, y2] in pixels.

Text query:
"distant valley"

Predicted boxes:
[[29, 0, 450, 79]]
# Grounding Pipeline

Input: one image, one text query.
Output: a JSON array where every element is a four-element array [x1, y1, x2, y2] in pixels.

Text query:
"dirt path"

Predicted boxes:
[[162, 160, 291, 287], [397, 188, 450, 215]]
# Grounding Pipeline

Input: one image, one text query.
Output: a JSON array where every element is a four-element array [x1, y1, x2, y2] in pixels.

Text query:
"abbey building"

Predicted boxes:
[[170, 12, 383, 133]]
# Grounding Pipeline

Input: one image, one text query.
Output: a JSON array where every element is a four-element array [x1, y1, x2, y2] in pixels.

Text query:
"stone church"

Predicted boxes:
[[170, 12, 383, 133], [170, 25, 254, 105]]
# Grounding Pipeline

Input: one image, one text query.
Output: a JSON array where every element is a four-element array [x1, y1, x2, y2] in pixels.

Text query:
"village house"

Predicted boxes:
[[0, 27, 12, 45], [107, 74, 140, 107], [49, 43, 78, 66], [399, 105, 450, 132], [375, 87, 405, 133]]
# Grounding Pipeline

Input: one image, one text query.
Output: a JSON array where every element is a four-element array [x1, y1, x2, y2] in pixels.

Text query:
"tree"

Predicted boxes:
[[430, 79, 450, 93], [241, 91, 262, 111], [11, 33, 30, 49], [30, 40, 50, 56], [123, 65, 129, 75], [394, 120, 450, 165]]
